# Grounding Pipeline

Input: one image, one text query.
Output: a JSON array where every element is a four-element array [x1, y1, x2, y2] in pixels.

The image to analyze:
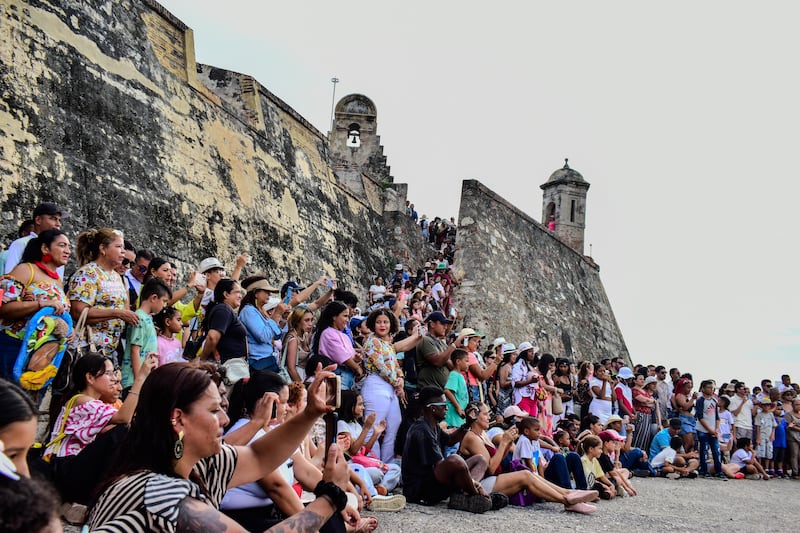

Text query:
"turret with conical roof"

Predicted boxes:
[[540, 158, 590, 254]]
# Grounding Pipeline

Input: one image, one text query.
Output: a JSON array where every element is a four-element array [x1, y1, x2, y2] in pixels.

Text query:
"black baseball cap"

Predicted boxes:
[[425, 311, 453, 324], [32, 202, 68, 218]]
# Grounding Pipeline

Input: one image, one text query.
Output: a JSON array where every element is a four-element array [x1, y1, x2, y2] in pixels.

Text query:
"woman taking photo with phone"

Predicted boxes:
[[87, 362, 351, 532]]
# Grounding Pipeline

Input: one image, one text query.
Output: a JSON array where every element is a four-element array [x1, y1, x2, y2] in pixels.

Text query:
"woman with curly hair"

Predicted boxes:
[[360, 308, 424, 463]]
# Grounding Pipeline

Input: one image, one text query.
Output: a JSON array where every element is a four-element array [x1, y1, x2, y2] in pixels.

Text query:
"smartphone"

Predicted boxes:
[[326, 279, 335, 289], [195, 273, 207, 288], [418, 326, 424, 336], [323, 375, 341, 409], [323, 411, 338, 456], [462, 338, 469, 347], [271, 402, 278, 420]]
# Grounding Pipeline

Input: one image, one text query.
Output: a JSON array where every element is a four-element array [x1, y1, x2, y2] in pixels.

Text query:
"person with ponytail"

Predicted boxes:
[[68, 229, 139, 360], [0, 229, 71, 380]]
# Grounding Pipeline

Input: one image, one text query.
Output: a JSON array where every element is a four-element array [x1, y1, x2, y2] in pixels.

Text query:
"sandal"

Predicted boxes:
[[352, 516, 379, 533]]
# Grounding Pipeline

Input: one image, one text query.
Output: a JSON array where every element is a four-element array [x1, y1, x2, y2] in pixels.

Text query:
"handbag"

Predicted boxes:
[[182, 316, 205, 360], [506, 459, 539, 506], [51, 308, 94, 394], [551, 392, 564, 415], [276, 333, 293, 384]]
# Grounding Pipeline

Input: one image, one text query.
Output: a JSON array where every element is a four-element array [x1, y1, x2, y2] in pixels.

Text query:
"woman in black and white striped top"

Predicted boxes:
[[88, 362, 348, 532]]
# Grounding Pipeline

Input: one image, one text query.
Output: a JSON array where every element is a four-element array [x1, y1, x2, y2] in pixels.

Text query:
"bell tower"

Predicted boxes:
[[540, 159, 590, 254], [328, 94, 391, 183]]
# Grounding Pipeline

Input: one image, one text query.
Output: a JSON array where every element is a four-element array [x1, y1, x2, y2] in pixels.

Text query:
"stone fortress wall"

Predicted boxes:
[[0, 0, 427, 287], [0, 0, 628, 363], [453, 180, 630, 363]]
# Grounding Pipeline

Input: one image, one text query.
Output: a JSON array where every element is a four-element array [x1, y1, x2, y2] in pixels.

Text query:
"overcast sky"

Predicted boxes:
[[159, 0, 798, 388]]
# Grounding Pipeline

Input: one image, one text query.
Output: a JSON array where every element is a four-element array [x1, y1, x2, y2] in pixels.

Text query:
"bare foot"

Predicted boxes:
[[564, 502, 597, 514]]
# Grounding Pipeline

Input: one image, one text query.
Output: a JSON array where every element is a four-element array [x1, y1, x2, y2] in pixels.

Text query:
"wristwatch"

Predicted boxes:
[[313, 481, 348, 513]]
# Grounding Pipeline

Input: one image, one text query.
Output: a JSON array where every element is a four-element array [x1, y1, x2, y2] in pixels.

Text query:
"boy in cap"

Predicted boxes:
[[754, 397, 777, 475]]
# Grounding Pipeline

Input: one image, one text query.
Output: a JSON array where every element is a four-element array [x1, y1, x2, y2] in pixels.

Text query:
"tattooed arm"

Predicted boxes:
[[176, 497, 246, 532], [176, 495, 335, 533]]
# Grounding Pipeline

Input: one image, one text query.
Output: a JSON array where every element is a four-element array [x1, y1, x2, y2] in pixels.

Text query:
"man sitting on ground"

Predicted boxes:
[[401, 387, 493, 513], [649, 418, 699, 477]]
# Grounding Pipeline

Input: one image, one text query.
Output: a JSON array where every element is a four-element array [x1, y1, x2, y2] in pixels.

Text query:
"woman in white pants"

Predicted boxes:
[[360, 308, 423, 463]]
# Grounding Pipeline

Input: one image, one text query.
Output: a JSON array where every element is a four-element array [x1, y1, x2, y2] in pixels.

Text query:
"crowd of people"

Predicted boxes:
[[0, 201, 798, 533]]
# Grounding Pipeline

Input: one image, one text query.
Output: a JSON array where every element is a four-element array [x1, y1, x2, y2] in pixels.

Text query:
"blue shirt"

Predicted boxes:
[[239, 304, 282, 368], [650, 428, 672, 461], [774, 417, 787, 448]]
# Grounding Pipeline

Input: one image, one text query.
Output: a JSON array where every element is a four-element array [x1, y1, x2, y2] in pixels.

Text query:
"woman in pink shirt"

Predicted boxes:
[[307, 301, 362, 388]]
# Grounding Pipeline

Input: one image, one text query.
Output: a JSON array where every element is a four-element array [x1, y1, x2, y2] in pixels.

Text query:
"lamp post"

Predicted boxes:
[[329, 77, 339, 133]]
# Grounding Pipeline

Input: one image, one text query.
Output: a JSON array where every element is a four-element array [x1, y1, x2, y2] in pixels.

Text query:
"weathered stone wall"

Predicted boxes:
[[0, 0, 429, 292], [453, 180, 629, 364]]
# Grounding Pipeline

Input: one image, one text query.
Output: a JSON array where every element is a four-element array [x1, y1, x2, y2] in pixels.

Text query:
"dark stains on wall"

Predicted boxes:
[[453, 180, 629, 364]]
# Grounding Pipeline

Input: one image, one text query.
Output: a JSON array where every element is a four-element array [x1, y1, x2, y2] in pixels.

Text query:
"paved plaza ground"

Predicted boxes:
[[64, 476, 796, 532]]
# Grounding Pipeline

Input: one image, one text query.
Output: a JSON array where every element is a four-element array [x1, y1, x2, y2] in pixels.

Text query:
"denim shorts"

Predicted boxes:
[[679, 413, 696, 435]]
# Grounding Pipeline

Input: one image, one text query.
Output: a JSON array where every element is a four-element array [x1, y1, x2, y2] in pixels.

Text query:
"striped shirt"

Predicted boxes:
[[88, 444, 238, 532]]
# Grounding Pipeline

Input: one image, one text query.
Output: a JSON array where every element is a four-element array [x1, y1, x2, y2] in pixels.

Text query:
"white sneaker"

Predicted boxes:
[[368, 494, 406, 512]]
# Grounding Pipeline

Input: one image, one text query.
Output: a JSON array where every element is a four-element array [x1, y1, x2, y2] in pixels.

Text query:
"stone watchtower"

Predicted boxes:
[[540, 159, 590, 254], [328, 94, 392, 184]]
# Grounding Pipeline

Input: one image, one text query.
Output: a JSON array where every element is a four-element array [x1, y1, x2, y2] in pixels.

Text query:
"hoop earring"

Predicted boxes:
[[173, 430, 184, 460]]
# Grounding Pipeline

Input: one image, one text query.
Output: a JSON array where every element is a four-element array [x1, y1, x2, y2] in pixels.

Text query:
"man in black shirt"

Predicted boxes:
[[402, 387, 493, 513]]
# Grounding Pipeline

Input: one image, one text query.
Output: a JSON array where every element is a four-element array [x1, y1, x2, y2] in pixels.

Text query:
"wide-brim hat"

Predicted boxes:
[[244, 279, 280, 293], [459, 328, 485, 339]]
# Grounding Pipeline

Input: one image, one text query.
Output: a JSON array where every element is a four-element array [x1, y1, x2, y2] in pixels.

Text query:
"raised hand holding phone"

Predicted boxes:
[[305, 363, 338, 419]]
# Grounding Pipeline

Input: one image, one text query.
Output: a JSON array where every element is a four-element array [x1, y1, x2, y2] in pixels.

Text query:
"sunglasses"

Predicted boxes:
[[426, 402, 448, 408], [122, 258, 131, 266]]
